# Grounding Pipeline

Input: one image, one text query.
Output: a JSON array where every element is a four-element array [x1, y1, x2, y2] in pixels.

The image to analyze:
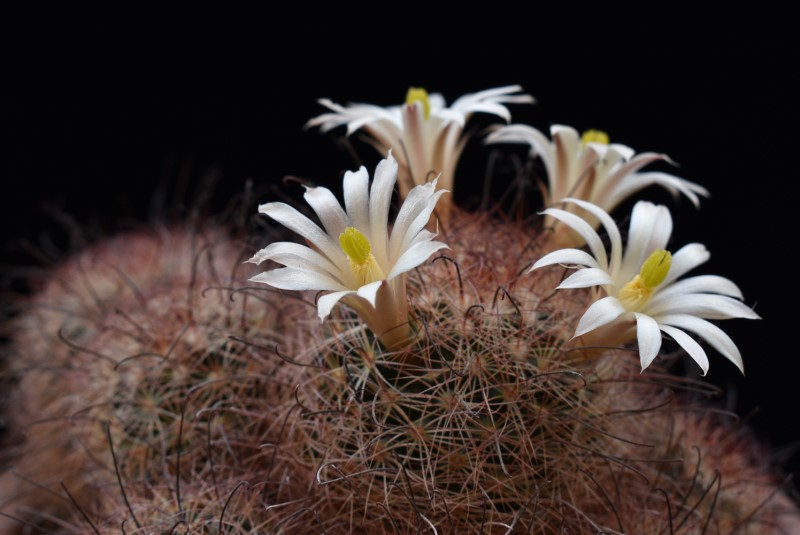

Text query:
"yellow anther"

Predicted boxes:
[[581, 129, 610, 145], [618, 249, 672, 311], [339, 227, 385, 285], [639, 249, 671, 288], [340, 227, 371, 265], [405, 87, 431, 119]]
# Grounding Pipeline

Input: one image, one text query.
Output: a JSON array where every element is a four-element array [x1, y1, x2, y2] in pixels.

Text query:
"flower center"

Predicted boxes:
[[581, 129, 609, 146], [405, 87, 431, 119], [618, 249, 671, 310], [339, 227, 386, 286]]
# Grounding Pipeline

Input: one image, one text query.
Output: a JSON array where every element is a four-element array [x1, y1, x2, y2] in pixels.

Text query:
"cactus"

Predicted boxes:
[[1, 209, 797, 534]]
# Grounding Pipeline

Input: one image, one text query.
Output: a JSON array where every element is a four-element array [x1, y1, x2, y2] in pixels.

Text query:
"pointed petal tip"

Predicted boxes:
[[317, 290, 355, 321], [247, 273, 265, 284], [257, 202, 273, 213], [356, 280, 384, 307]]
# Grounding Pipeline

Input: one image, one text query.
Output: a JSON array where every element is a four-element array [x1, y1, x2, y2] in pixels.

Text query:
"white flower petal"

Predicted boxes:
[[656, 314, 744, 373], [658, 324, 710, 375], [634, 312, 662, 371], [247, 241, 342, 277], [304, 99, 349, 132], [390, 181, 446, 256], [574, 296, 627, 338], [647, 294, 760, 320], [607, 152, 666, 180], [356, 280, 384, 308], [662, 243, 710, 286], [436, 122, 462, 193], [258, 202, 346, 266], [541, 207, 608, 269], [449, 85, 533, 122], [452, 84, 529, 104], [530, 248, 601, 272], [400, 103, 431, 186], [620, 202, 672, 283], [427, 93, 447, 112], [434, 107, 466, 127], [406, 228, 438, 248], [343, 166, 370, 233], [368, 152, 398, 266], [317, 290, 355, 321], [306, 100, 401, 136], [387, 240, 449, 280], [249, 267, 348, 293], [597, 150, 707, 208], [397, 189, 448, 253], [246, 244, 277, 265], [361, 121, 403, 156], [485, 124, 555, 172], [455, 101, 513, 122], [607, 144, 636, 162], [560, 198, 623, 270], [551, 125, 580, 159], [652, 275, 744, 303], [303, 186, 349, 238], [558, 268, 614, 289], [609, 172, 708, 210]]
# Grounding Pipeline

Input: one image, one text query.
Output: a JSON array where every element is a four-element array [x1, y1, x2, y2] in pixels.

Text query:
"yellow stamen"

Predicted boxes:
[[339, 227, 385, 285], [639, 249, 671, 288], [581, 129, 610, 146], [618, 249, 672, 311], [340, 227, 371, 264], [405, 87, 431, 119]]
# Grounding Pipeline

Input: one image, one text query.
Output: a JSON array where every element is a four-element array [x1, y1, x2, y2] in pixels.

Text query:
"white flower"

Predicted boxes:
[[486, 124, 709, 243], [530, 198, 759, 374], [306, 85, 534, 215], [248, 153, 448, 349]]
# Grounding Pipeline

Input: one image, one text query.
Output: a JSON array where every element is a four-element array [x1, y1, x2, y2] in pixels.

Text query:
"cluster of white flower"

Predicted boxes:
[[249, 86, 759, 374], [248, 153, 447, 349]]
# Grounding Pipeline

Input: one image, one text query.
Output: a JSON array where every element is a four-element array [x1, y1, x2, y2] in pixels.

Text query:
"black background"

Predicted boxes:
[[3, 22, 798, 482]]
